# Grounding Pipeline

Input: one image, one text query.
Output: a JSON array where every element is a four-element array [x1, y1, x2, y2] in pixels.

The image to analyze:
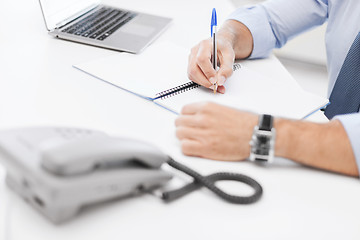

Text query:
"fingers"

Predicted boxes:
[[175, 113, 213, 130], [209, 84, 226, 94], [196, 40, 217, 84], [217, 46, 235, 85], [175, 115, 198, 128], [188, 38, 235, 90], [188, 63, 213, 88], [180, 102, 206, 115], [217, 85, 226, 94], [176, 127, 208, 157], [188, 40, 214, 88], [179, 139, 205, 157], [176, 126, 203, 140], [175, 101, 258, 161], [180, 102, 217, 115]]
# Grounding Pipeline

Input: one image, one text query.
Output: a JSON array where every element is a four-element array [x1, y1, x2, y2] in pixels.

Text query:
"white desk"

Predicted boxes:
[[0, 0, 359, 239]]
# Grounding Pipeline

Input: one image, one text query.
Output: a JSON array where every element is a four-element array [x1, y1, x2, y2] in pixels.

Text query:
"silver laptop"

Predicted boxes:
[[39, 0, 172, 53]]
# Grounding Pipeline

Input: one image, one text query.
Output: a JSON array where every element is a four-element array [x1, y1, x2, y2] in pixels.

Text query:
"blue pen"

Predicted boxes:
[[211, 8, 218, 94]]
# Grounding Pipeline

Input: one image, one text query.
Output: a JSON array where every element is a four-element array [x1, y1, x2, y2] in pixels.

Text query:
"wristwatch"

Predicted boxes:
[[249, 114, 276, 163]]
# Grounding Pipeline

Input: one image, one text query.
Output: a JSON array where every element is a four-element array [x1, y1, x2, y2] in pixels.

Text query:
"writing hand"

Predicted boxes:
[[187, 37, 235, 94]]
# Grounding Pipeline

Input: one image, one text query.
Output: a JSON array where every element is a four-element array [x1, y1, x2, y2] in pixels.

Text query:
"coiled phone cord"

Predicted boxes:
[[162, 158, 263, 204]]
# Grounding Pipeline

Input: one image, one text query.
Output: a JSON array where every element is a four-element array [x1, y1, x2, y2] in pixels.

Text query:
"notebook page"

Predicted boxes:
[[73, 41, 189, 99], [73, 40, 328, 119], [155, 66, 328, 119]]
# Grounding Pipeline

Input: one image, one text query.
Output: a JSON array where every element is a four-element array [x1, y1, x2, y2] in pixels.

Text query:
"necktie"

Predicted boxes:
[[324, 32, 360, 119]]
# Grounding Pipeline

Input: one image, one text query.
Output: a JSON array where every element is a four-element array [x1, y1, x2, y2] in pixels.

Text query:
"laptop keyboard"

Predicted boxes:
[[61, 7, 137, 41]]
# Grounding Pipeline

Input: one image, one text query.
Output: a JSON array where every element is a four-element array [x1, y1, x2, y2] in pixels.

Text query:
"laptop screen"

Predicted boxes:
[[39, 0, 100, 31]]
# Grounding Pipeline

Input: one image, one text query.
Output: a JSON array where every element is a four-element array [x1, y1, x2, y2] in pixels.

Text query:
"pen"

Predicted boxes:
[[211, 8, 218, 94]]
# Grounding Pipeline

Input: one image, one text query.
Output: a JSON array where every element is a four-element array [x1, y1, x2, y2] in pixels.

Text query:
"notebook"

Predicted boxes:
[[73, 41, 328, 119]]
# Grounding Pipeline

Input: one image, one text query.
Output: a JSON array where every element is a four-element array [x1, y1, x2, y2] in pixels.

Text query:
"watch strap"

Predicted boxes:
[[258, 114, 273, 131]]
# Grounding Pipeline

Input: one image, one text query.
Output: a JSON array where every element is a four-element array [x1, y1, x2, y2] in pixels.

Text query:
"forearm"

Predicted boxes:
[[218, 20, 253, 59], [274, 118, 359, 177]]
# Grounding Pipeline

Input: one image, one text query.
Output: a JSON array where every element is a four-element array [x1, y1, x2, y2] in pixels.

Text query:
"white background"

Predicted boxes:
[[0, 0, 359, 239]]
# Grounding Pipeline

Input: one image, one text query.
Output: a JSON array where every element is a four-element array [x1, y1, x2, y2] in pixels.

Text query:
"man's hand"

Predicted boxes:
[[175, 102, 359, 177], [188, 37, 235, 94], [187, 20, 253, 94], [175, 102, 258, 160]]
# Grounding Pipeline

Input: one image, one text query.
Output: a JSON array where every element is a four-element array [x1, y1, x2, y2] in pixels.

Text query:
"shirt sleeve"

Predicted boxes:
[[227, 0, 328, 59], [334, 113, 360, 176]]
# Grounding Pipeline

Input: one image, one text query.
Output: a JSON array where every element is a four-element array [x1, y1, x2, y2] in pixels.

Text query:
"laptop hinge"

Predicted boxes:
[[55, 3, 99, 29]]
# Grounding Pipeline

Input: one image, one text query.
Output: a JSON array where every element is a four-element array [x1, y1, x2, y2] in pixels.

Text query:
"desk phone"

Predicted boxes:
[[0, 127, 172, 223], [0, 127, 262, 224]]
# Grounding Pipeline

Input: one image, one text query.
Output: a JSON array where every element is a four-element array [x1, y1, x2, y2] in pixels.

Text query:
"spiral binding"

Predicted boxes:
[[155, 63, 242, 100], [155, 82, 200, 99], [233, 63, 241, 71]]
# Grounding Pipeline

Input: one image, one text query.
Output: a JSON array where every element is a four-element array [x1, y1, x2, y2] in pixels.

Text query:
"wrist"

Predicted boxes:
[[273, 118, 294, 159], [273, 118, 319, 163], [219, 20, 253, 59]]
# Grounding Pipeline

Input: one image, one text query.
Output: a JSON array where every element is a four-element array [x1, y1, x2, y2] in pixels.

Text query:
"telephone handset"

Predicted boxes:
[[0, 127, 263, 224], [42, 135, 169, 176]]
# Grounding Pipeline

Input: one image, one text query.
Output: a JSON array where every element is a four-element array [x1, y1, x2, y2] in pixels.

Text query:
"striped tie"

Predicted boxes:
[[324, 32, 360, 119]]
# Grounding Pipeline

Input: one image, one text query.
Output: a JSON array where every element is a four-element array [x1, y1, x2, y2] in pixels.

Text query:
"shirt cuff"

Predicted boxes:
[[334, 113, 360, 177], [227, 5, 276, 59]]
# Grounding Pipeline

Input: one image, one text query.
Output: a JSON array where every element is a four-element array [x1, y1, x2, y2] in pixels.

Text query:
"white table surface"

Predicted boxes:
[[0, 0, 359, 239]]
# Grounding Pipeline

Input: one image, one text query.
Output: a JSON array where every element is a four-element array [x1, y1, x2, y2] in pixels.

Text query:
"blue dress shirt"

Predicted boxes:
[[228, 0, 360, 174]]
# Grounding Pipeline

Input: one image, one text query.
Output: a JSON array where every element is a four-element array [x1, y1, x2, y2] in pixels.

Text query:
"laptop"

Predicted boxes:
[[38, 0, 172, 53]]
